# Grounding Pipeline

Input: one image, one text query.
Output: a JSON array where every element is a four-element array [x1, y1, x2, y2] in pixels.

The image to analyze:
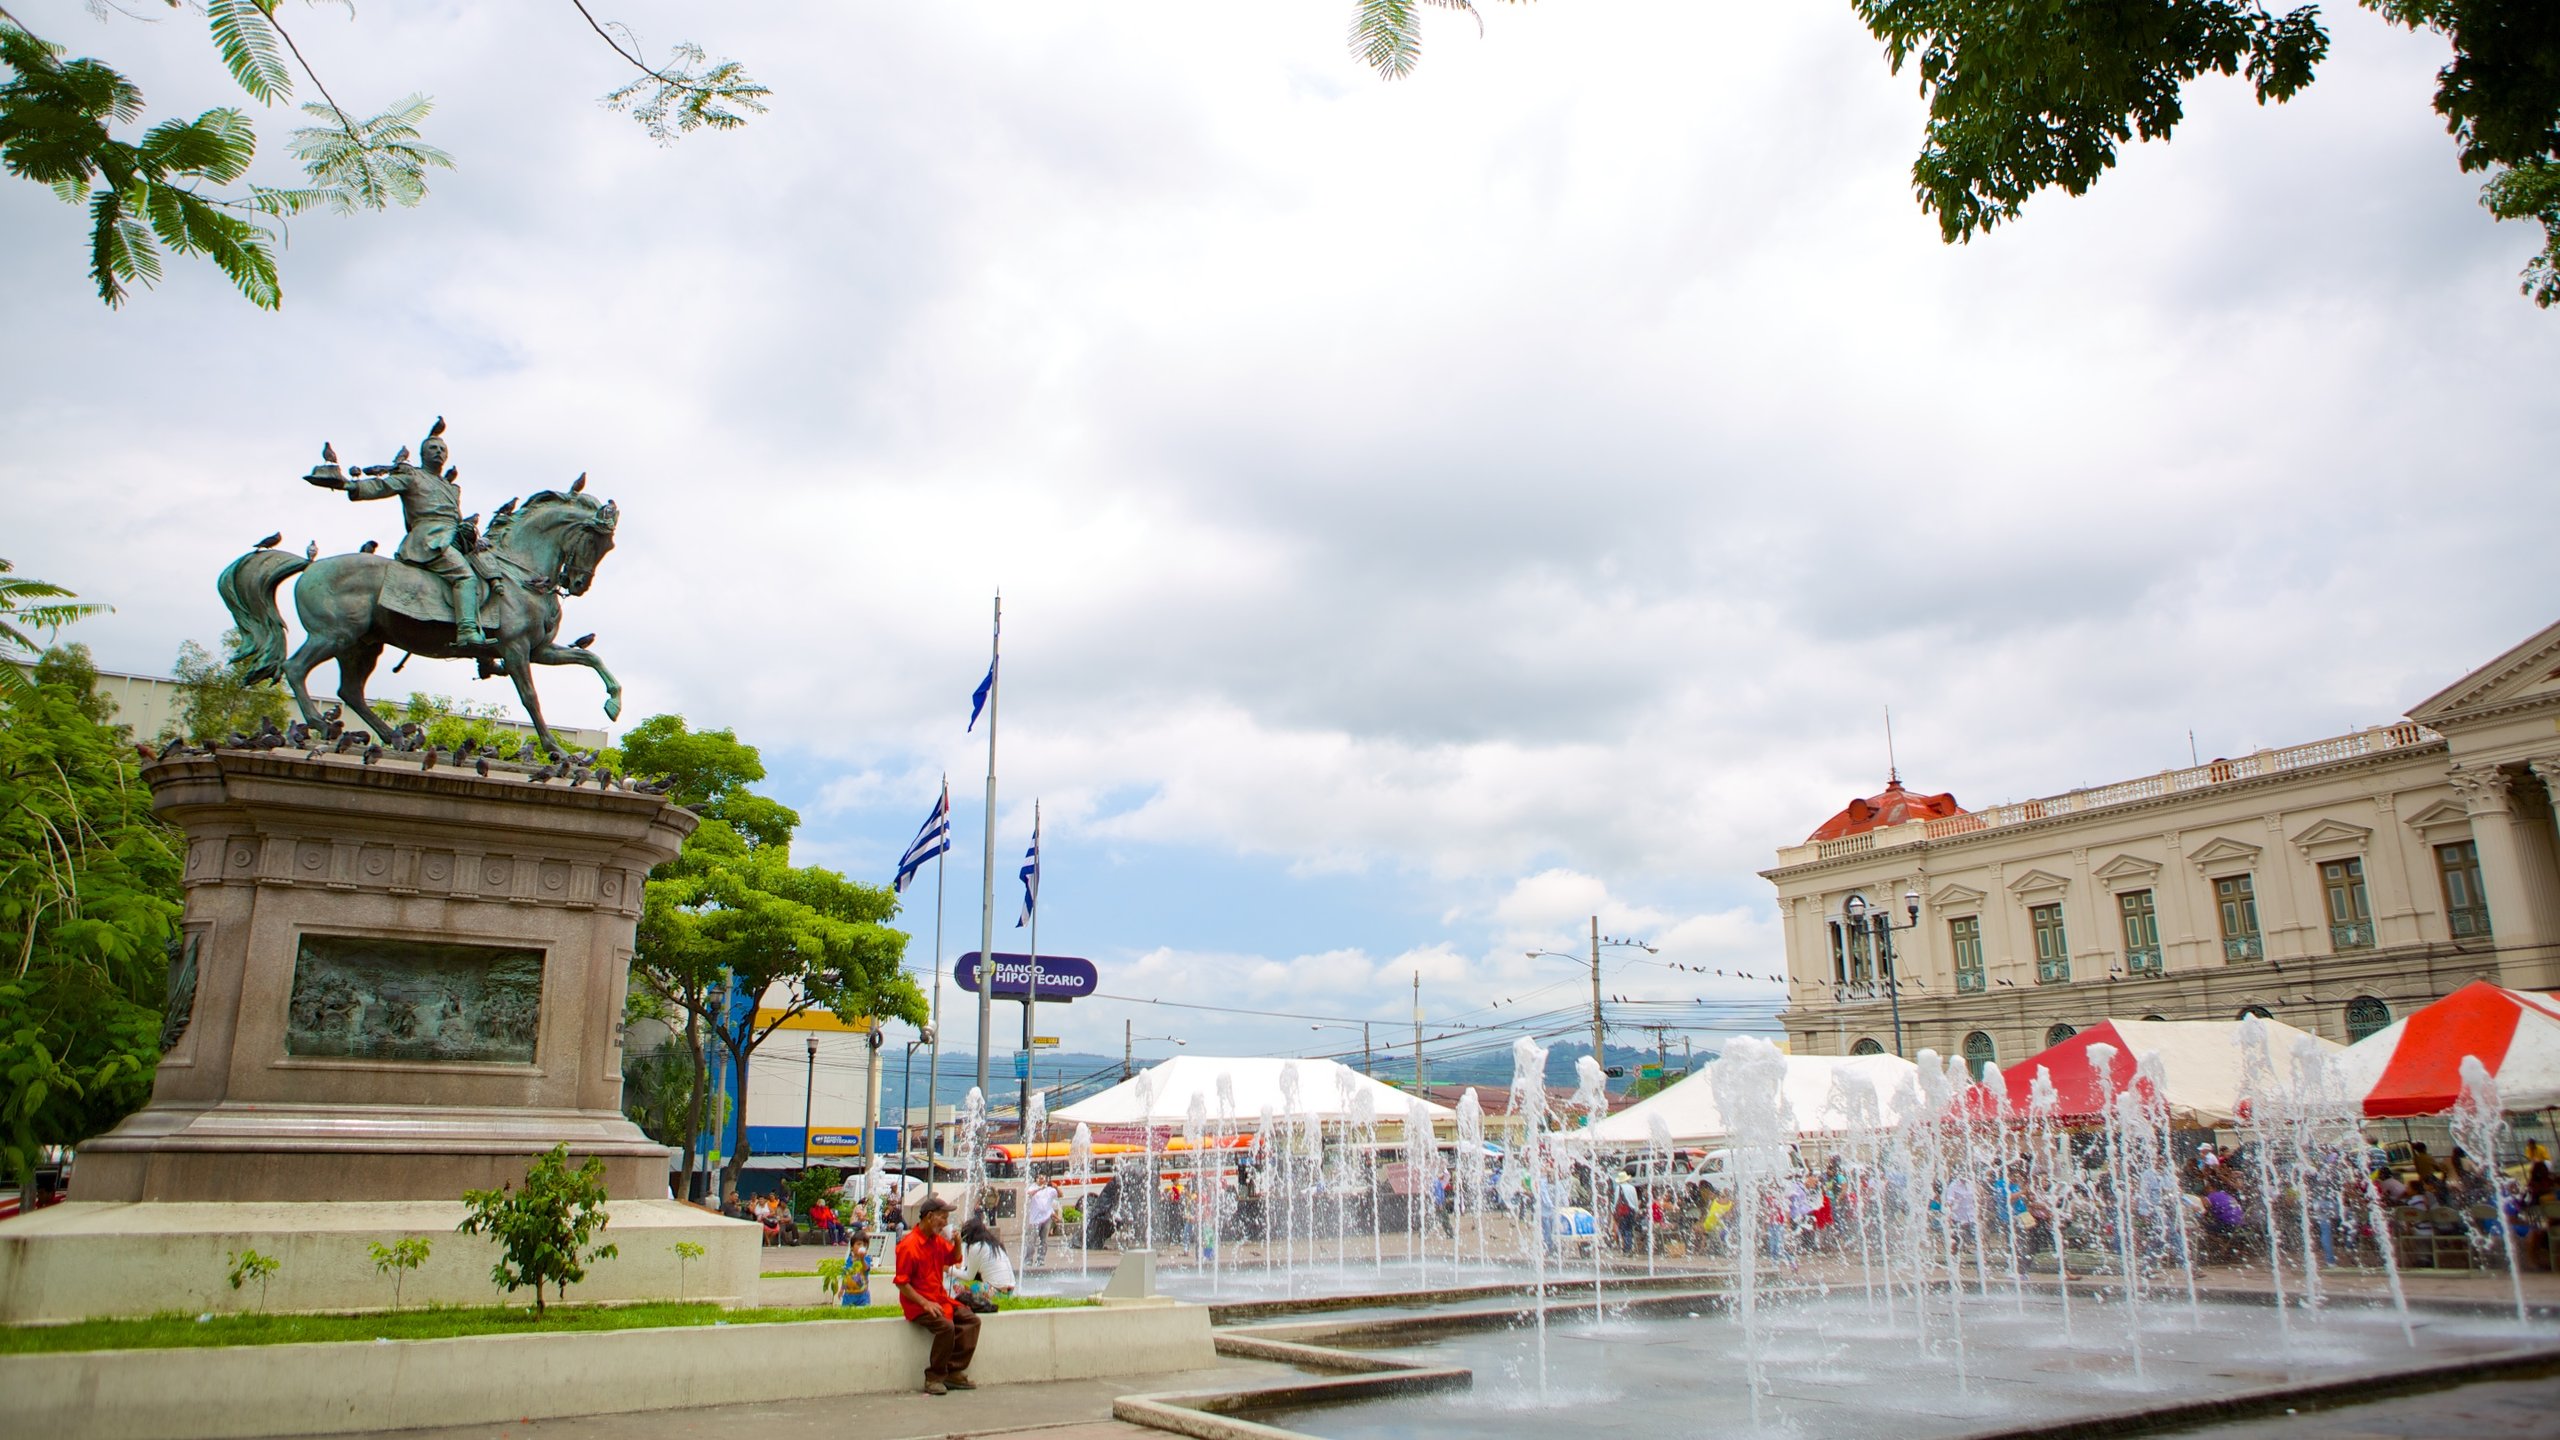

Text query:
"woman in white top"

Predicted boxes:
[[955, 1215, 1016, 1296]]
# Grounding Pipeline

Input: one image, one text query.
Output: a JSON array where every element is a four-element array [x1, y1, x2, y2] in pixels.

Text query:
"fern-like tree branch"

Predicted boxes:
[[567, 0, 768, 142]]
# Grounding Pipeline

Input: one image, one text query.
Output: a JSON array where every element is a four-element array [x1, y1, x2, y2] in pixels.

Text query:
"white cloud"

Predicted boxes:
[[3, 0, 2551, 1061]]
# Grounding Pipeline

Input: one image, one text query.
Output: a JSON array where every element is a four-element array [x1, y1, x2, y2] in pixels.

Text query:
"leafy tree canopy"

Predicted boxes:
[[620, 715, 920, 1200], [0, 2, 765, 309], [1353, 0, 2558, 307], [170, 633, 291, 743], [0, 644, 183, 1194]]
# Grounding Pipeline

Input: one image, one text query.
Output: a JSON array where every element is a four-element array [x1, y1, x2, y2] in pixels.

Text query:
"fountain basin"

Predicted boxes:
[[1125, 1290, 2560, 1440]]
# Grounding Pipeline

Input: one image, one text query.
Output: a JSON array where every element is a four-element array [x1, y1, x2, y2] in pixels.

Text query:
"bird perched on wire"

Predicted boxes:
[[255, 532, 282, 550]]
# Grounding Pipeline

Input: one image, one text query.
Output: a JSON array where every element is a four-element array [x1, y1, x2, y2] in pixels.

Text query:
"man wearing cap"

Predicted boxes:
[[895, 1195, 978, 1395]]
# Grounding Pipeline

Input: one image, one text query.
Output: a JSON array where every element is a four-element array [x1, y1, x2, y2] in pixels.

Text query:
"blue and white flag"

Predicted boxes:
[[1016, 808, 1040, 928], [893, 782, 951, 895], [968, 658, 997, 732]]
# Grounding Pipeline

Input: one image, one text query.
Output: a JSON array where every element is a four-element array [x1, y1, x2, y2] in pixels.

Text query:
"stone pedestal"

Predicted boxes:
[[0, 747, 761, 1320], [75, 748, 690, 1202]]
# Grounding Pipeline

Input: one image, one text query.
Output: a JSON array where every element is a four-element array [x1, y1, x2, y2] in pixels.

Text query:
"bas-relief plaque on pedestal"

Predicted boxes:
[[285, 935, 544, 1065]]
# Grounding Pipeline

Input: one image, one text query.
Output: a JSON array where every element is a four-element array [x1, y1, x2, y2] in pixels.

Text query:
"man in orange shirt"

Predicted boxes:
[[895, 1196, 978, 1394]]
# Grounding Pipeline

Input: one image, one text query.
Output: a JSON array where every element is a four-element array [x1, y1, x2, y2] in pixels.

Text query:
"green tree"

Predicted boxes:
[[389, 691, 524, 753], [458, 1143, 618, 1314], [0, 645, 182, 1196], [621, 716, 923, 1203], [1849, 0, 2558, 307], [1, 3, 766, 310], [1348, 1, 2558, 308], [169, 634, 291, 743], [0, 558, 108, 698]]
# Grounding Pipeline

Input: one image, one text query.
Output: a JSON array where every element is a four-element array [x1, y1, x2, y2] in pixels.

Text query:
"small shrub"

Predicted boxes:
[[226, 1249, 279, 1311], [672, 1240, 705, 1301], [368, 1237, 433, 1311], [457, 1145, 618, 1315]]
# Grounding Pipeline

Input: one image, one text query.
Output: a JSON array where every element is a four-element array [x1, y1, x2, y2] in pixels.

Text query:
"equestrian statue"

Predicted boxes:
[[216, 416, 623, 758]]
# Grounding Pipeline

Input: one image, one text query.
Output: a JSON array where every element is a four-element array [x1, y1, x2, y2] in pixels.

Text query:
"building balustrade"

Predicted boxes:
[[1955, 968, 1985, 994], [2449, 905, 2493, 940], [2126, 946, 2163, 976], [1771, 723, 2444, 870], [2223, 934, 2264, 963], [2331, 920, 2377, 952]]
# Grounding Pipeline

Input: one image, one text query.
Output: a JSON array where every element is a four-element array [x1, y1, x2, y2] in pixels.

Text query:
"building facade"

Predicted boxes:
[[1767, 620, 2560, 1072]]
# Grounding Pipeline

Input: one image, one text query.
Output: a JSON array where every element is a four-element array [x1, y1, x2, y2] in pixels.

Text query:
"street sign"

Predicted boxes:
[[1012, 1052, 1030, 1079], [956, 952, 1097, 1002], [1033, 1036, 1060, 1048]]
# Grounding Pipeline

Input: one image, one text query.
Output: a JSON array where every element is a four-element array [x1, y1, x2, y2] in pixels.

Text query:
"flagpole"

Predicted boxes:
[[975, 593, 1001, 1102], [926, 777, 947, 1200], [1020, 801, 1040, 1137]]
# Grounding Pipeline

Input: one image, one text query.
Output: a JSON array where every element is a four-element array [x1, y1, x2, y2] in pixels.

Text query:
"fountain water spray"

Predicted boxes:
[[1404, 1098, 1433, 1288], [2025, 1067, 2072, 1339], [1646, 1111, 1674, 1279], [1214, 1073, 1237, 1291], [2234, 1017, 2293, 1342], [1132, 1070, 1159, 1252], [1457, 1088, 1486, 1270], [1507, 1036, 1554, 1401], [1185, 1091, 1210, 1275], [1713, 1035, 1792, 1424], [1069, 1122, 1094, 1281], [1021, 1089, 1046, 1275], [2454, 1056, 2530, 1325], [960, 1087, 988, 1224], [1573, 1055, 1610, 1328], [2084, 1043, 2147, 1379]]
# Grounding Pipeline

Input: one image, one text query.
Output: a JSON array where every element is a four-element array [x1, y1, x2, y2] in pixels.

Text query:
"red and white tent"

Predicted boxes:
[[2335, 980, 2560, 1117], [1987, 1017, 2338, 1126]]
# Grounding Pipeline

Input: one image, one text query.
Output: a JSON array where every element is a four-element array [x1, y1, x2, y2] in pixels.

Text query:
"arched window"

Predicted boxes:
[[1962, 1031, 1996, 1080], [2045, 1022, 2077, 1048], [2345, 996, 2391, 1043], [2239, 1004, 2274, 1021], [1849, 1037, 1884, 1056]]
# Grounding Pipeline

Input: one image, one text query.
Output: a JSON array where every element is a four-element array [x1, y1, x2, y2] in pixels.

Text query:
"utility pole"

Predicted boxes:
[[1124, 1018, 1132, 1081], [1364, 1021, 1372, 1076], [973, 594, 1002, 1100], [1412, 971, 1424, 1091], [1589, 915, 1606, 1078]]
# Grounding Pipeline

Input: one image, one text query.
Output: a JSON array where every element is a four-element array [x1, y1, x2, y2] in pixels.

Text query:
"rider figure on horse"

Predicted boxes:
[[306, 415, 489, 647]]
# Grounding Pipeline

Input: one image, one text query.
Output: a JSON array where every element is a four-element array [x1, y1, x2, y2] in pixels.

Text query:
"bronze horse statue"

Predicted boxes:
[[217, 487, 623, 757]]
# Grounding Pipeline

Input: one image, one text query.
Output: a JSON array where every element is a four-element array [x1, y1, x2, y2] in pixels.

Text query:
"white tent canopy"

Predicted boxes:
[[1051, 1055, 1455, 1131], [1590, 1053, 1923, 1147]]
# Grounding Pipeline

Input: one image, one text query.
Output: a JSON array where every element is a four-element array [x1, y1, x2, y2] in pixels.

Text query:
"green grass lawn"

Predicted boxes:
[[0, 1294, 1092, 1355]]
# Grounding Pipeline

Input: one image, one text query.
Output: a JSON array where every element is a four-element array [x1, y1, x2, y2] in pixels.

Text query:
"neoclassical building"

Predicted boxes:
[[1767, 620, 2560, 1072]]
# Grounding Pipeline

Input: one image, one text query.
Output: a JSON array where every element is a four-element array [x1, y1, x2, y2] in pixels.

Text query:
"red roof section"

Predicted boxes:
[[1807, 778, 1965, 843]]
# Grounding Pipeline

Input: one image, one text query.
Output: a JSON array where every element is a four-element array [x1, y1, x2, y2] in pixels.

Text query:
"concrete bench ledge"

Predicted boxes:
[[0, 1303, 1216, 1440]]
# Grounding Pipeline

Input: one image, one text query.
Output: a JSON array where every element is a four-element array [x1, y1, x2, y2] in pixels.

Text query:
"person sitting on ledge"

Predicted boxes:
[[897, 1196, 979, 1396]]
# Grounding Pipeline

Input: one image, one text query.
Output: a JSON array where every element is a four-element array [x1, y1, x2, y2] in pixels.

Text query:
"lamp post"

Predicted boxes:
[[1843, 888, 1923, 1058], [1528, 916, 1657, 1083], [802, 1033, 819, 1172], [1309, 1022, 1372, 1074]]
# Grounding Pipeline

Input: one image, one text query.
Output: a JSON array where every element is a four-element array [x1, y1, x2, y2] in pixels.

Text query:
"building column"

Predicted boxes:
[[2454, 765, 2560, 986]]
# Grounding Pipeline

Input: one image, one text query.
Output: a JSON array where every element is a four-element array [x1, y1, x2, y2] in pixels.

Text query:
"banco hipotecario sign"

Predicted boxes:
[[955, 952, 1097, 1001]]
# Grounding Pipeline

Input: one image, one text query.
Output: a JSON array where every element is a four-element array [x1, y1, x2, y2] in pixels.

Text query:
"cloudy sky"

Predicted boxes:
[[4, 1, 2553, 1077]]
